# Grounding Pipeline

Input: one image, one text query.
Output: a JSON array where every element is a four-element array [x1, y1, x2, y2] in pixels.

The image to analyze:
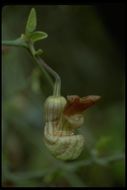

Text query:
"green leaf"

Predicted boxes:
[[25, 8, 37, 34], [34, 49, 43, 56], [30, 31, 48, 42]]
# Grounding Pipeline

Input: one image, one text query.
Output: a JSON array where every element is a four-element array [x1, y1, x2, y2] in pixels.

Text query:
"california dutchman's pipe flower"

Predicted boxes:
[[38, 29, 101, 160], [44, 94, 101, 160], [39, 46, 101, 161], [1, 7, 101, 161]]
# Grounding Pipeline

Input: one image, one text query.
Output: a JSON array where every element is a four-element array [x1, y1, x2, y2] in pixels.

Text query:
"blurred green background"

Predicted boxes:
[[2, 5, 125, 187]]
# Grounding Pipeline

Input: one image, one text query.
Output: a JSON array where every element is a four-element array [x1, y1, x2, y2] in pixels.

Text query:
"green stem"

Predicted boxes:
[[2, 39, 53, 88], [35, 56, 61, 96], [31, 54, 54, 88], [28, 42, 61, 96], [2, 38, 28, 48], [2, 39, 60, 93]]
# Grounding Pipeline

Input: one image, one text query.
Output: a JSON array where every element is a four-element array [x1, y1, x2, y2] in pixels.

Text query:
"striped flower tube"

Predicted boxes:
[[43, 95, 101, 160]]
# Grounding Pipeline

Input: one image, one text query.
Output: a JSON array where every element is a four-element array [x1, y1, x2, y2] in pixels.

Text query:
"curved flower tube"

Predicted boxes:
[[43, 95, 101, 160]]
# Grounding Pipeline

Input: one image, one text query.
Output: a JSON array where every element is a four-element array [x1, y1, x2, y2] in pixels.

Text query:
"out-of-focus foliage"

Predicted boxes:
[[2, 5, 125, 187]]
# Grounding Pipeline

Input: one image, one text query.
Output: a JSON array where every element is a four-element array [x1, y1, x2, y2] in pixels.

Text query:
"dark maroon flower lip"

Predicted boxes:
[[63, 95, 101, 116]]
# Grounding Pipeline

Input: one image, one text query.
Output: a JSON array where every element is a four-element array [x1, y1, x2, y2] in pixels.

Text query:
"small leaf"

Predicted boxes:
[[30, 31, 48, 42], [34, 49, 43, 56], [25, 8, 37, 34]]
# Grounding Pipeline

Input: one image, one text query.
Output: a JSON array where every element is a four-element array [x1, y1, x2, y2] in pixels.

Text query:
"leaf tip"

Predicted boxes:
[[25, 7, 37, 34]]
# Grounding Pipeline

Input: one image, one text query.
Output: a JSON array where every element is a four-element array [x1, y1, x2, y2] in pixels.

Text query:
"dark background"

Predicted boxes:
[[2, 5, 125, 187]]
